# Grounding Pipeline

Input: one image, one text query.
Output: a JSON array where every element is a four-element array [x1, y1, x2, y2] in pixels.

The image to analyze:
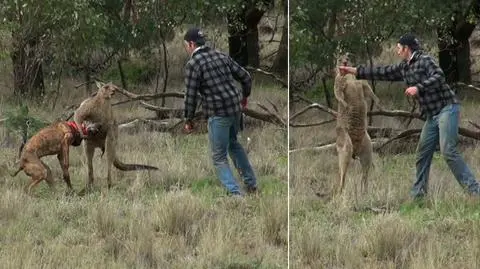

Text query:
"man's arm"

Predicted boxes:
[[414, 56, 445, 93], [184, 61, 200, 122], [229, 57, 252, 98], [356, 63, 405, 82]]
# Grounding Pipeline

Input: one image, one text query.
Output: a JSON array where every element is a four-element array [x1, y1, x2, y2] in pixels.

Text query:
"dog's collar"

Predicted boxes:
[[66, 121, 88, 136]]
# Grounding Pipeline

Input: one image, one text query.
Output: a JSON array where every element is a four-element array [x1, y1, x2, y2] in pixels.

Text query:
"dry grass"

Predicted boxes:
[[290, 41, 480, 268], [0, 78, 287, 268]]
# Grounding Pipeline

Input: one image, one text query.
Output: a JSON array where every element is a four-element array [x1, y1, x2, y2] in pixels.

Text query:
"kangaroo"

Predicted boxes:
[[73, 81, 158, 194]]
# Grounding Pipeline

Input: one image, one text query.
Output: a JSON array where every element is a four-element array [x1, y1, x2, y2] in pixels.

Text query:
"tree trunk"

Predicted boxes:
[[456, 37, 471, 83], [437, 32, 461, 85], [272, 13, 287, 77], [245, 24, 260, 68], [245, 7, 265, 68], [227, 0, 272, 68], [85, 63, 92, 95], [437, 6, 478, 87], [118, 60, 128, 91], [228, 14, 248, 67], [11, 32, 45, 99], [321, 77, 332, 108]]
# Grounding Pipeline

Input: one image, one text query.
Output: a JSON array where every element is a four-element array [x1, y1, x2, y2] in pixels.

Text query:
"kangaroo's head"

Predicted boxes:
[[95, 81, 119, 99]]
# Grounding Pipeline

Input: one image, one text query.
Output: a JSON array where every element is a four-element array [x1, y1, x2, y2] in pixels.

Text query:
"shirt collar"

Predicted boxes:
[[407, 51, 418, 64], [191, 45, 206, 57]]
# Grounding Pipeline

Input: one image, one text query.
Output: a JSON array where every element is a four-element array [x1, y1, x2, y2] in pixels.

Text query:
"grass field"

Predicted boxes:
[[0, 78, 287, 269], [289, 44, 480, 269]]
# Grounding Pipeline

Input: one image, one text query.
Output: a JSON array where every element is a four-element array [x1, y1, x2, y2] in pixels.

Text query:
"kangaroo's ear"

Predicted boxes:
[[95, 81, 105, 89]]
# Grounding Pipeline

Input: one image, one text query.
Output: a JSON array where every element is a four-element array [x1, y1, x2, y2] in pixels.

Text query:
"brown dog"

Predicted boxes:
[[11, 121, 100, 194], [74, 81, 158, 193]]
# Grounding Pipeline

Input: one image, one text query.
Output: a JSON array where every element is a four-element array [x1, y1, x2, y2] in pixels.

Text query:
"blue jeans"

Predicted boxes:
[[412, 103, 480, 198], [207, 115, 257, 195]]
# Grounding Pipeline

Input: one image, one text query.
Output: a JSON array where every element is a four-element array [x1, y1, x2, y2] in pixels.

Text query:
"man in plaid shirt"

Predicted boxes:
[[339, 33, 480, 199], [182, 27, 258, 196]]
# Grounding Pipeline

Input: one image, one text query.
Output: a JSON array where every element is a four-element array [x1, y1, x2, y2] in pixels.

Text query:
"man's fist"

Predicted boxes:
[[405, 86, 418, 96], [338, 66, 357, 76], [184, 122, 194, 134], [240, 98, 248, 109]]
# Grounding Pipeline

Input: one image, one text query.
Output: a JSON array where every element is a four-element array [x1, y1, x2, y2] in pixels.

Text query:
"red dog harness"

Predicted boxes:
[[66, 121, 88, 135], [66, 121, 88, 146]]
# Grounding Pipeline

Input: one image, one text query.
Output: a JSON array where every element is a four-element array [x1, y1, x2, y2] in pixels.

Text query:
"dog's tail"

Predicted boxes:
[[113, 158, 159, 171]]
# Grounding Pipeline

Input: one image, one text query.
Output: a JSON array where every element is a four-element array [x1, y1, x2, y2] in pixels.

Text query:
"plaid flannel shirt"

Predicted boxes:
[[356, 51, 458, 119], [184, 46, 252, 121]]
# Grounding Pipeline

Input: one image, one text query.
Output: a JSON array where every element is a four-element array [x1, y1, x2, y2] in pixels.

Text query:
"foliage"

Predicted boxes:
[[0, 0, 277, 85], [290, 0, 477, 88], [3, 105, 49, 140], [102, 58, 157, 84]]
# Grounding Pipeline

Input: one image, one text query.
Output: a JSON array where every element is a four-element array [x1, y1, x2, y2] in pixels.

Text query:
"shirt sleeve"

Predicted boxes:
[[356, 63, 404, 82], [184, 61, 201, 121], [229, 57, 252, 98], [414, 56, 446, 93]]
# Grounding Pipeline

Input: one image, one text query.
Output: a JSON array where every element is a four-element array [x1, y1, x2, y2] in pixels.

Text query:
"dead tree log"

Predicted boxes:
[[61, 83, 287, 130], [245, 67, 288, 89], [289, 101, 480, 152], [289, 138, 390, 154]]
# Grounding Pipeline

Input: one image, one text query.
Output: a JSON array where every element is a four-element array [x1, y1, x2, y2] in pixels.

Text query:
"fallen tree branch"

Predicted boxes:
[[469, 120, 480, 130], [367, 127, 399, 138], [138, 100, 286, 128], [290, 103, 421, 129], [254, 102, 287, 127], [289, 138, 390, 154], [114, 86, 287, 127], [376, 128, 422, 151], [292, 94, 316, 105], [289, 119, 335, 128], [243, 107, 286, 128], [290, 103, 337, 121], [459, 127, 480, 140], [266, 98, 281, 113], [139, 102, 187, 118], [368, 109, 422, 119], [245, 66, 288, 89], [118, 118, 182, 132], [113, 90, 185, 105], [64, 83, 287, 130], [455, 82, 480, 93]]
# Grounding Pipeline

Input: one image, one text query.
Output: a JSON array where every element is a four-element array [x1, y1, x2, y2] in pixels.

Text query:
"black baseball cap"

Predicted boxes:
[[184, 27, 206, 45], [398, 33, 420, 50]]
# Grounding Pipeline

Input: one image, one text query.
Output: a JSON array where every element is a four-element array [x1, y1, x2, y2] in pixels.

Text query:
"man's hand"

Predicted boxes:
[[184, 121, 194, 134], [405, 86, 418, 96], [240, 98, 248, 109], [338, 66, 357, 76]]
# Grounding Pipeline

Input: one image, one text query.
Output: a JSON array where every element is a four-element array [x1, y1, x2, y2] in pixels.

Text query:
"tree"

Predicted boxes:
[[435, 0, 480, 84], [290, 0, 480, 96], [227, 0, 274, 67], [271, 0, 287, 77], [1, 0, 62, 98]]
